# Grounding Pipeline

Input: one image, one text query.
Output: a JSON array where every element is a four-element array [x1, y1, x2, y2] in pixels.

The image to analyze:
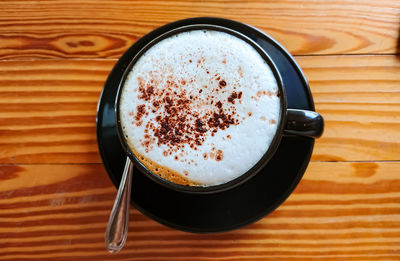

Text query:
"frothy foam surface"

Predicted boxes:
[[120, 30, 281, 186]]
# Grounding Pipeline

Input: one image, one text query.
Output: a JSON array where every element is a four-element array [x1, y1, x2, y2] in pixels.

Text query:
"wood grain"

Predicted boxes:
[[298, 55, 400, 161], [0, 162, 399, 260], [1, 1, 399, 259], [0, 55, 398, 163], [0, 60, 115, 163], [0, 0, 398, 59]]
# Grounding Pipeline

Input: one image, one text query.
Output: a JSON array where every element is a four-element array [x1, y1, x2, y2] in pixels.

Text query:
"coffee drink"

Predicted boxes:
[[119, 30, 281, 186]]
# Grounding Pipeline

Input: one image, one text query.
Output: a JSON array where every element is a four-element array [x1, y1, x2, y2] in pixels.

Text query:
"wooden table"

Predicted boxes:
[[1, 0, 399, 260]]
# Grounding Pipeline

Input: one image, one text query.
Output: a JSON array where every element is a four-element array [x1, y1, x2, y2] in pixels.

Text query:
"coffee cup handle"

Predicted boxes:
[[284, 109, 324, 138]]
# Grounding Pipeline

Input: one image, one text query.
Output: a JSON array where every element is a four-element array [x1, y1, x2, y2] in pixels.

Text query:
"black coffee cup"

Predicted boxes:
[[115, 22, 324, 194]]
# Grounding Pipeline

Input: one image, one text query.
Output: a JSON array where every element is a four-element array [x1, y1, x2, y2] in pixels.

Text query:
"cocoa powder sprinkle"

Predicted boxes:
[[131, 74, 240, 152], [135, 104, 146, 123], [215, 150, 224, 161]]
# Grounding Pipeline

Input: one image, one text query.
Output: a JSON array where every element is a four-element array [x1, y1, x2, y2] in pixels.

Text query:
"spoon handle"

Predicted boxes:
[[105, 157, 134, 253]]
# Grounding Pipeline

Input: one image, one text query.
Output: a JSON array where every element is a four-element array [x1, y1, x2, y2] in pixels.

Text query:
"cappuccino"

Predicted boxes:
[[120, 30, 281, 186]]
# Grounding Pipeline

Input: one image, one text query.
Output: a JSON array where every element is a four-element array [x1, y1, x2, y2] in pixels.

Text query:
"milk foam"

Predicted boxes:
[[120, 30, 281, 186]]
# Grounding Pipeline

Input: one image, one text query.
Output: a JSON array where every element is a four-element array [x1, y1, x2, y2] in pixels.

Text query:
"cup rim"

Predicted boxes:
[[115, 23, 288, 194]]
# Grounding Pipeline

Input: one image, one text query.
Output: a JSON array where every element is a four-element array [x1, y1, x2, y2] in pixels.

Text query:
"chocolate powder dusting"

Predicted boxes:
[[215, 150, 224, 161], [195, 119, 207, 133], [227, 91, 239, 104], [138, 85, 154, 101], [238, 66, 243, 77], [129, 74, 240, 153], [134, 104, 146, 126], [207, 111, 237, 130], [258, 90, 267, 97]]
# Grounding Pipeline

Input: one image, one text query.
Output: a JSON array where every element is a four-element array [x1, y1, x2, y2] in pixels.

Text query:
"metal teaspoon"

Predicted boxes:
[[105, 157, 134, 252]]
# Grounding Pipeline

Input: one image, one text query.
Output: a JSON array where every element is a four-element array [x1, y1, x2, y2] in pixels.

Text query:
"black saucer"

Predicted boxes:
[[96, 17, 315, 233]]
